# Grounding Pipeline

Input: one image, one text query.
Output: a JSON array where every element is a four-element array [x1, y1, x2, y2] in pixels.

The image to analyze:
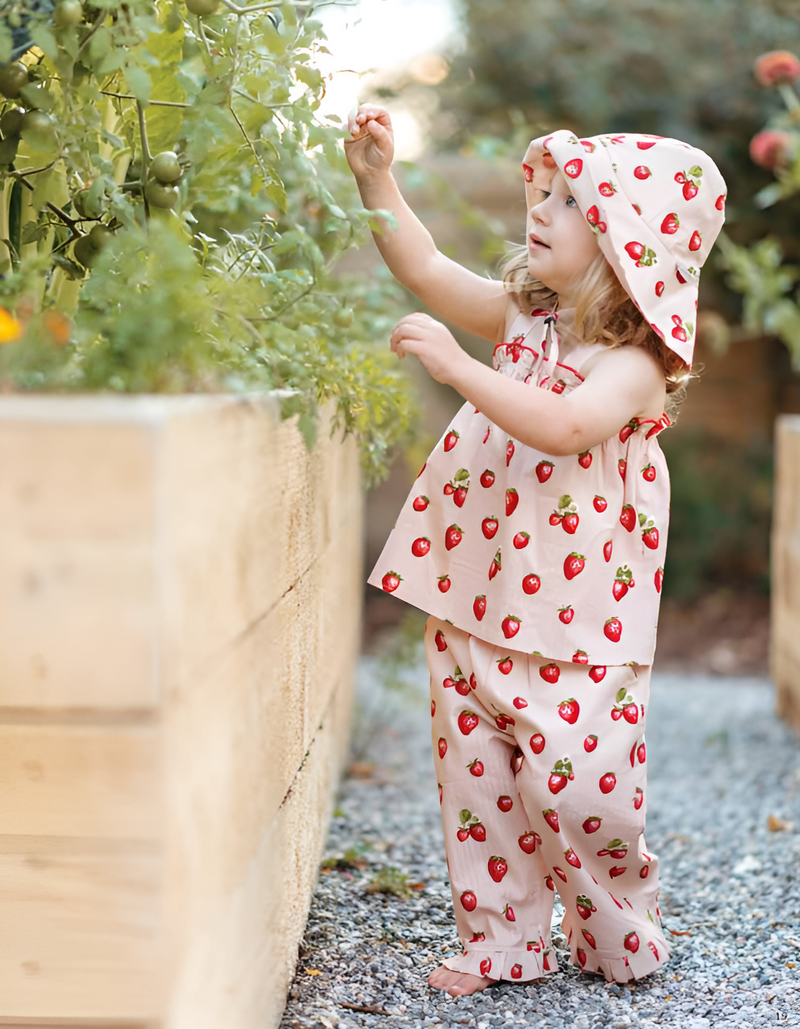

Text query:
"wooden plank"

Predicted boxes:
[[0, 836, 162, 1021], [772, 416, 800, 730], [0, 724, 160, 840]]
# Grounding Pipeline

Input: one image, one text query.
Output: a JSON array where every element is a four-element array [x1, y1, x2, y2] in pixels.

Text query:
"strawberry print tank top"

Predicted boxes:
[[367, 309, 672, 666]]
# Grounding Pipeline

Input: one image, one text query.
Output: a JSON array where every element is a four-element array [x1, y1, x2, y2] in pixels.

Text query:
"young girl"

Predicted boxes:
[[345, 106, 726, 997]]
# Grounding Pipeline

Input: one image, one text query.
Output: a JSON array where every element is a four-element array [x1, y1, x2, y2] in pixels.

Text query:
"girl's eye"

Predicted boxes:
[[566, 196, 578, 207]]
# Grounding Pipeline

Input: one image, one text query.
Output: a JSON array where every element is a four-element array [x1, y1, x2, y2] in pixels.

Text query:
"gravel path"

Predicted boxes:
[[281, 651, 800, 1029]]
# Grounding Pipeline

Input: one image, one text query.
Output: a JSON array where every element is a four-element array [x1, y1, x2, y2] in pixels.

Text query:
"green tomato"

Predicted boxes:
[[333, 307, 353, 328], [0, 107, 24, 138], [145, 179, 179, 210], [53, 0, 84, 26], [150, 151, 182, 184], [72, 188, 92, 218], [185, 0, 220, 15], [20, 110, 57, 151], [88, 224, 113, 250], [0, 62, 29, 100], [73, 235, 97, 268]]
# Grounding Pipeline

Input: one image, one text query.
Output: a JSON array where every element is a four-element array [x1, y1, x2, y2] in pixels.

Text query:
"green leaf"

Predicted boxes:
[[295, 65, 322, 91], [266, 179, 287, 213], [124, 65, 152, 105], [30, 25, 59, 63]]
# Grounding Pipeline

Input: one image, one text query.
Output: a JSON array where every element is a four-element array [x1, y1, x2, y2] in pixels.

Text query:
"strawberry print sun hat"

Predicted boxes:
[[525, 131, 727, 368]]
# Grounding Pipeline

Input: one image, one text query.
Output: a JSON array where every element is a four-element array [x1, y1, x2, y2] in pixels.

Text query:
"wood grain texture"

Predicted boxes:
[[772, 416, 800, 730]]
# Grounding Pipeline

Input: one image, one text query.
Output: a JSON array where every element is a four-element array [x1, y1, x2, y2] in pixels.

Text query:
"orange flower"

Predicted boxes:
[[749, 129, 793, 170], [754, 50, 800, 88], [0, 306, 22, 344], [42, 311, 72, 347]]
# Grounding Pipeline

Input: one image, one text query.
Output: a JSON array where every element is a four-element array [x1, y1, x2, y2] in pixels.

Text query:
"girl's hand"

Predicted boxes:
[[344, 105, 395, 180], [390, 313, 472, 386]]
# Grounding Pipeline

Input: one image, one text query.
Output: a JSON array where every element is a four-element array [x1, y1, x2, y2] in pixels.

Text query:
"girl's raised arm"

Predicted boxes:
[[345, 105, 510, 344]]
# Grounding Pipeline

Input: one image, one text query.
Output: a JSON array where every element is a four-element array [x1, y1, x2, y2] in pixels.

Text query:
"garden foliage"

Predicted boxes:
[[0, 0, 417, 484]]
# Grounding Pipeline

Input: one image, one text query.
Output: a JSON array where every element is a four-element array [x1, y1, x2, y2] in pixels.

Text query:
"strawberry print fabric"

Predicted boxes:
[[427, 617, 671, 983], [532, 130, 727, 367], [368, 309, 671, 665]]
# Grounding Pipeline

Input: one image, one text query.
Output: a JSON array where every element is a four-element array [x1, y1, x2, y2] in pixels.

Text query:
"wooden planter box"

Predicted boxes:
[[0, 395, 363, 1028], [771, 415, 800, 731]]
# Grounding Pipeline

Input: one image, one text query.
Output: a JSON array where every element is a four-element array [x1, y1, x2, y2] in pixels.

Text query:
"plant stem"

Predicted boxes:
[[137, 100, 152, 220], [779, 83, 800, 113], [100, 91, 190, 108]]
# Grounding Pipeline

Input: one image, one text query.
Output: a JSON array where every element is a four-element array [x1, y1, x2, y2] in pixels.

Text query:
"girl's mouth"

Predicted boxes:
[[529, 234, 550, 249]]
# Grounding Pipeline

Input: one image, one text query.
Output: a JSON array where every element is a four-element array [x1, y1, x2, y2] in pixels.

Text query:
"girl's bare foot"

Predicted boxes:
[[428, 964, 496, 996]]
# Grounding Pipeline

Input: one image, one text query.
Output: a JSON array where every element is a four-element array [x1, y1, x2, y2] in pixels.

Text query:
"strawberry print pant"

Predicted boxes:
[[425, 616, 672, 984]]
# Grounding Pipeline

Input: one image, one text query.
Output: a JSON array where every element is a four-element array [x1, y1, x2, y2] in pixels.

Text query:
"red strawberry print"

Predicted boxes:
[[382, 571, 402, 593], [716, 194, 726, 211], [495, 713, 515, 730], [634, 787, 644, 809], [469, 673, 477, 690], [505, 488, 519, 516], [536, 460, 554, 483], [633, 165, 651, 179], [582, 816, 602, 833], [573, 650, 588, 664], [689, 229, 702, 251], [603, 539, 613, 563], [438, 738, 447, 758], [642, 463, 656, 481], [523, 162, 534, 182], [648, 941, 659, 960], [586, 204, 601, 225], [445, 524, 463, 550], [457, 827, 470, 842], [609, 866, 627, 878], [558, 698, 580, 724], [640, 865, 650, 878], [417, 461, 427, 478], [480, 468, 495, 488], [642, 526, 659, 549], [545, 875, 555, 891], [613, 564, 634, 601], [458, 711, 479, 735], [539, 662, 560, 683], [473, 594, 486, 621], [543, 808, 560, 832], [675, 268, 687, 284], [522, 573, 541, 595], [518, 831, 541, 854], [553, 866, 568, 882], [582, 930, 598, 950], [510, 962, 522, 977], [502, 614, 521, 638], [618, 459, 627, 481], [470, 822, 487, 842], [470, 931, 486, 943], [482, 516, 499, 540], [638, 741, 646, 763], [599, 772, 617, 794], [629, 741, 637, 767], [530, 733, 546, 754], [453, 486, 468, 508], [443, 483, 454, 497], [563, 512, 579, 534], [488, 549, 502, 580], [506, 439, 515, 466], [576, 949, 587, 968], [497, 655, 514, 675], [444, 430, 459, 452], [550, 513, 563, 527], [551, 378, 567, 394], [619, 419, 638, 443], [604, 617, 622, 643], [431, 700, 436, 717], [589, 665, 607, 683], [584, 734, 598, 752], [437, 575, 451, 593], [455, 677, 471, 696], [468, 759, 484, 777], [548, 757, 572, 794], [683, 181, 698, 201], [488, 856, 508, 883], [624, 241, 657, 266], [497, 795, 513, 812], [620, 505, 636, 532], [598, 181, 616, 197], [576, 895, 597, 920], [597, 839, 628, 859], [460, 890, 477, 911], [564, 158, 583, 178], [513, 696, 528, 709], [594, 495, 607, 513], [565, 847, 581, 868], [558, 605, 574, 624], [411, 536, 431, 557], [578, 450, 592, 468], [412, 495, 429, 511], [661, 212, 680, 234], [655, 280, 665, 297], [513, 531, 530, 549], [480, 958, 492, 976], [564, 552, 586, 580], [654, 566, 664, 593], [434, 630, 447, 652]]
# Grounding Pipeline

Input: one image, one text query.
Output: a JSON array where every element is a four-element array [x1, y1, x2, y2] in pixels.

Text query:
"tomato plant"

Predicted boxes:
[[0, 0, 417, 484]]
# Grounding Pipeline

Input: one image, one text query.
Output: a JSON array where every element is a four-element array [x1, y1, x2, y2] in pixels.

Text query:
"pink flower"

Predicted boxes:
[[749, 130, 793, 170], [754, 50, 800, 88]]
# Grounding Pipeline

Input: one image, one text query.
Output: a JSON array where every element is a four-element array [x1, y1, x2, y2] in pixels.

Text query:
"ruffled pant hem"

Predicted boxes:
[[443, 943, 559, 983], [569, 930, 672, 982]]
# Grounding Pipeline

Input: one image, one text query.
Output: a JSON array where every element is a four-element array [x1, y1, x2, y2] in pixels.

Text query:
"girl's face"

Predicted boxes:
[[522, 153, 600, 304]]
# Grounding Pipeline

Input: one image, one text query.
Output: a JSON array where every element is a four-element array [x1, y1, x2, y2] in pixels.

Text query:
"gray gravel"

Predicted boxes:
[[281, 649, 800, 1029]]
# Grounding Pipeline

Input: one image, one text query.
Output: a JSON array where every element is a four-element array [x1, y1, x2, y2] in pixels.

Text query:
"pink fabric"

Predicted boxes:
[[367, 309, 671, 665], [528, 130, 727, 367], [427, 617, 671, 984]]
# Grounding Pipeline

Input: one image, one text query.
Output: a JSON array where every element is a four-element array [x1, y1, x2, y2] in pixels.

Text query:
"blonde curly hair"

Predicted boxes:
[[500, 245, 698, 422]]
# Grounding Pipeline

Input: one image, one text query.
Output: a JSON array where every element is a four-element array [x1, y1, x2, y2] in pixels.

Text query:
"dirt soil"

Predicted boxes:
[[363, 588, 770, 677]]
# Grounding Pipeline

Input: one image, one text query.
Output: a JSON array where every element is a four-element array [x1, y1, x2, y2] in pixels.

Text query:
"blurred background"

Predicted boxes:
[[319, 0, 800, 677]]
